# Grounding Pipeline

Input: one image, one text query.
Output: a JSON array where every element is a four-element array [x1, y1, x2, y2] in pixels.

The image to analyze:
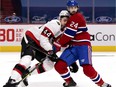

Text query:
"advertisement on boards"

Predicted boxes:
[[0, 24, 116, 52]]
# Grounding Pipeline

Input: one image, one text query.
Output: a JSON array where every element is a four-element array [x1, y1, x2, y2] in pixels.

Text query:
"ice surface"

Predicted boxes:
[[0, 52, 116, 87]]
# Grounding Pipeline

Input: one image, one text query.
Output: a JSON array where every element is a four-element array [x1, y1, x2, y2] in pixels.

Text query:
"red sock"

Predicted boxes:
[[82, 64, 104, 86], [36, 63, 46, 74], [55, 60, 71, 83], [13, 64, 26, 76]]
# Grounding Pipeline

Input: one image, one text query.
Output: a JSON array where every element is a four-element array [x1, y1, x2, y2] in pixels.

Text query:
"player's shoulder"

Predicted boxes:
[[69, 12, 83, 19], [72, 12, 86, 23], [74, 12, 85, 19], [49, 19, 61, 26], [76, 12, 84, 16], [45, 19, 61, 32]]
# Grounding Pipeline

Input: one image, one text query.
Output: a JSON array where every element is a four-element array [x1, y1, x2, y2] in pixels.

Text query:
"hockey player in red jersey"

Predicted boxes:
[[3, 10, 70, 87], [54, 0, 112, 87]]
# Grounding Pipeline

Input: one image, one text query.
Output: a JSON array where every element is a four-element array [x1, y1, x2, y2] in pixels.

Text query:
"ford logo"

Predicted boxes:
[[96, 16, 112, 23], [4, 16, 21, 23]]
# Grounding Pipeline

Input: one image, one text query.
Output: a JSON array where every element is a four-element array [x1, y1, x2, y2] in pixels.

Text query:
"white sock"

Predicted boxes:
[[10, 70, 22, 82]]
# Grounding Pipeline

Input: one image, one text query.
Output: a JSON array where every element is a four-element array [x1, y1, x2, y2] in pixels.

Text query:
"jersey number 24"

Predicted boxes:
[[70, 21, 78, 29]]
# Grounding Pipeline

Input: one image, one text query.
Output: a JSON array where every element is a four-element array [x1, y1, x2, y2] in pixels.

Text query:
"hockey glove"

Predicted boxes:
[[47, 50, 58, 62], [69, 62, 79, 73]]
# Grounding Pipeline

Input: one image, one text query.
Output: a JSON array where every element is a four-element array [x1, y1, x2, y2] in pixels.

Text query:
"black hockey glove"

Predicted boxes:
[[47, 50, 58, 62], [69, 62, 79, 73]]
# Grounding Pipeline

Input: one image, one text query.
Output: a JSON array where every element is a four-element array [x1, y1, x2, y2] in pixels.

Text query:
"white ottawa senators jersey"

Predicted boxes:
[[25, 19, 62, 51]]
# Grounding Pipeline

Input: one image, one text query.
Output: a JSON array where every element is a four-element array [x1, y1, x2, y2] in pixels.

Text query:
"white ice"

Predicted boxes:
[[0, 52, 116, 87]]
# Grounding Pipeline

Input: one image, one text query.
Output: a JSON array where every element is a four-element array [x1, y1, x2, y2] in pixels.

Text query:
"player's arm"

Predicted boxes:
[[54, 14, 87, 51], [40, 26, 54, 51], [77, 14, 88, 32], [40, 21, 61, 61], [53, 21, 78, 52], [40, 27, 59, 62], [59, 14, 88, 46], [40, 20, 61, 51], [59, 26, 77, 46], [55, 19, 78, 47]]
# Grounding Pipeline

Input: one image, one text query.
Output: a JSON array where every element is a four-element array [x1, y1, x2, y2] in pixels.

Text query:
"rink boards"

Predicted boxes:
[[0, 24, 116, 52]]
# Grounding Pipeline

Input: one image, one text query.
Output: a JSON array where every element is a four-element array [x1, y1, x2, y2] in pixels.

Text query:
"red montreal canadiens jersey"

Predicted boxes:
[[58, 12, 91, 46]]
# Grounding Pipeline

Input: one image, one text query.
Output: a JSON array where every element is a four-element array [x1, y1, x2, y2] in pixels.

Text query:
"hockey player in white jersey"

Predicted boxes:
[[3, 10, 70, 87]]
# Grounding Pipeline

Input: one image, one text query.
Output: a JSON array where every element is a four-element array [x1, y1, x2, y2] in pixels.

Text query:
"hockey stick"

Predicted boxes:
[[29, 43, 59, 62], [12, 62, 42, 86], [12, 44, 48, 86], [29, 43, 49, 56]]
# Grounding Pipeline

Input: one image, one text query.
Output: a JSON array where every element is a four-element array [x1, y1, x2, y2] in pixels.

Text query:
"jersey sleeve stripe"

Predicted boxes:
[[64, 33, 74, 38], [78, 26, 87, 28], [66, 27, 77, 32], [64, 28, 77, 38], [53, 42, 61, 47], [71, 39, 90, 42], [77, 27, 88, 32]]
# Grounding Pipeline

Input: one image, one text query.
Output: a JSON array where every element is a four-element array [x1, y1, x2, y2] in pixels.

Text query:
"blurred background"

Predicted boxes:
[[0, 0, 116, 24]]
